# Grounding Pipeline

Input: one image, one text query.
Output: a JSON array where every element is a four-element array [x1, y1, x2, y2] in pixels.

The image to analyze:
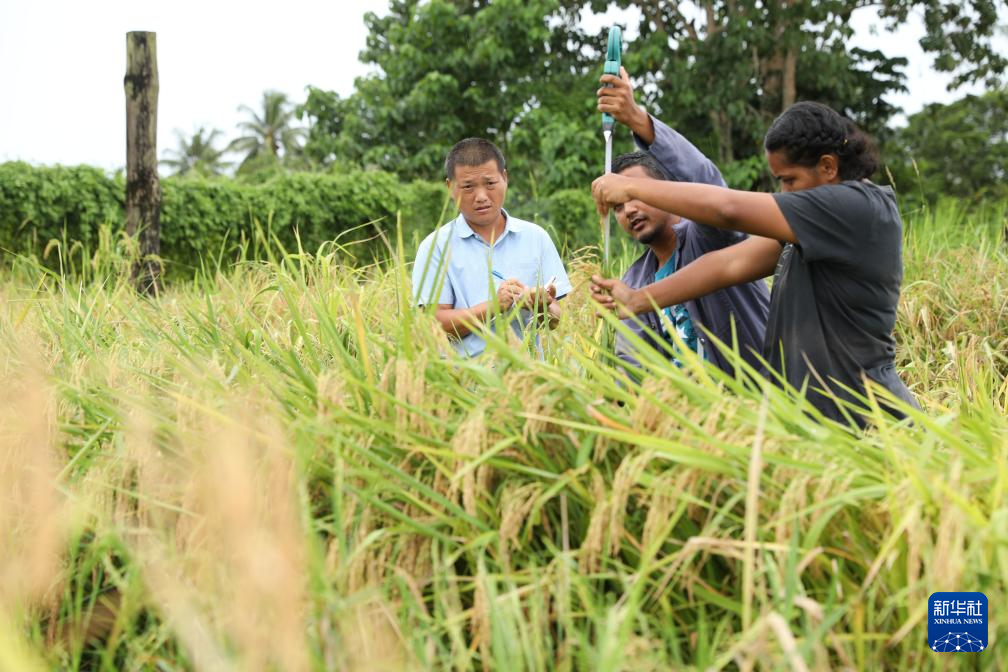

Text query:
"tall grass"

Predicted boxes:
[[0, 205, 1006, 670]]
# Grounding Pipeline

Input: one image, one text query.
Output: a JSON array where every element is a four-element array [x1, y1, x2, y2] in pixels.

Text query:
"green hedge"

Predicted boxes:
[[0, 162, 601, 273], [159, 170, 423, 265], [0, 163, 124, 254], [0, 162, 450, 271]]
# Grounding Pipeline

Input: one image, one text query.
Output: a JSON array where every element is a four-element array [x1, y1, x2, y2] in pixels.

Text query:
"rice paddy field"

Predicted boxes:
[[1, 201, 1006, 670]]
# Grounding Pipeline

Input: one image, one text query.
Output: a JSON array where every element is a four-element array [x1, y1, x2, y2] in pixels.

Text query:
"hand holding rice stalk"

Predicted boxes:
[[522, 275, 557, 315]]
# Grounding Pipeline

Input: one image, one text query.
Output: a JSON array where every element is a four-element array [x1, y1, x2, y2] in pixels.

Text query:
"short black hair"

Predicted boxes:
[[764, 101, 878, 181], [444, 138, 506, 180], [611, 151, 669, 181]]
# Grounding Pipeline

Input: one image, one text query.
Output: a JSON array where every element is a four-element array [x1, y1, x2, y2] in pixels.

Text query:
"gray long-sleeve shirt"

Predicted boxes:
[[615, 116, 770, 377]]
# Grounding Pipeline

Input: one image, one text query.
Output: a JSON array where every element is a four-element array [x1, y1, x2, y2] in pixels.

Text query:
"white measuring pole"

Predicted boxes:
[[603, 128, 613, 263]]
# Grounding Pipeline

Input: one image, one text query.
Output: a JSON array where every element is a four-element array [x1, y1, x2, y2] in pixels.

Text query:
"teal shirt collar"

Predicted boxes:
[[654, 250, 680, 280]]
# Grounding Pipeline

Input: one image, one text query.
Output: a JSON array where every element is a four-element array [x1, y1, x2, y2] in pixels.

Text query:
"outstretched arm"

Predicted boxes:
[[592, 174, 796, 243], [597, 67, 725, 187], [591, 236, 782, 316], [597, 67, 656, 145]]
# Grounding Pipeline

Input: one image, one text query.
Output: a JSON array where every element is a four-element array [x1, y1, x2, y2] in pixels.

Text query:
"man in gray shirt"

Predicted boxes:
[[599, 68, 770, 376]]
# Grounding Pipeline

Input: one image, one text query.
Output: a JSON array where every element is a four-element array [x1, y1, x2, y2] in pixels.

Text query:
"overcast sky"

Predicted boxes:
[[1, 1, 1003, 171]]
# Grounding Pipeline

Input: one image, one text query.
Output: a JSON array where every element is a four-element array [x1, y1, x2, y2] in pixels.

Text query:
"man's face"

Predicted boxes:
[[614, 165, 679, 245], [766, 149, 838, 193], [448, 160, 508, 229]]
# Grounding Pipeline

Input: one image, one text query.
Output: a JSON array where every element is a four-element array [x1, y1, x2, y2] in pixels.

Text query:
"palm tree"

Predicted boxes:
[[160, 126, 229, 176], [229, 91, 306, 171]]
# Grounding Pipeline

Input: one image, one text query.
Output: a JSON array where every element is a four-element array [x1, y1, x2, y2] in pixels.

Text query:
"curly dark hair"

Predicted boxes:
[[764, 102, 878, 181]]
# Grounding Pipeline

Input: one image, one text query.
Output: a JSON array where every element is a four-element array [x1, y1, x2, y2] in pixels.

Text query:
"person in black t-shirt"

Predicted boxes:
[[589, 101, 919, 426]]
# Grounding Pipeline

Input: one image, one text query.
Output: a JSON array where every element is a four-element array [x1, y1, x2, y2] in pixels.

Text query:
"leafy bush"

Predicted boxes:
[[0, 162, 450, 272], [0, 162, 124, 253], [720, 155, 767, 190], [537, 188, 599, 252], [1, 162, 608, 273], [398, 180, 453, 250]]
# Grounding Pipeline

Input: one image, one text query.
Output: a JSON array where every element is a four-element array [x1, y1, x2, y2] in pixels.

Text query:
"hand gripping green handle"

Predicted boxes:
[[601, 25, 622, 132]]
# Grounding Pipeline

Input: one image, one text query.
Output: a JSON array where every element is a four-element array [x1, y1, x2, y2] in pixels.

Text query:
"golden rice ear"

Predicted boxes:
[[449, 404, 489, 518], [120, 395, 311, 672], [0, 348, 68, 615]]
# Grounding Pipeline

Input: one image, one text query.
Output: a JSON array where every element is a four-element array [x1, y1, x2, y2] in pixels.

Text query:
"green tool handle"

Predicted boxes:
[[601, 25, 622, 132]]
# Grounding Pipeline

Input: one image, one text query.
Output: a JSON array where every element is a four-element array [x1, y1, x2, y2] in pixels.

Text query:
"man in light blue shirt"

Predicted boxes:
[[412, 138, 572, 357]]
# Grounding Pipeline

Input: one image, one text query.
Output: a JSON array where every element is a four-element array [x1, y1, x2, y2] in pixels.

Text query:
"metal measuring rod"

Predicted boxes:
[[601, 25, 622, 264]]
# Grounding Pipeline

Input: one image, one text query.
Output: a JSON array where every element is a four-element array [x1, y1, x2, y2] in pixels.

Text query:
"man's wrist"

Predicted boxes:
[[631, 106, 655, 145], [627, 288, 645, 316]]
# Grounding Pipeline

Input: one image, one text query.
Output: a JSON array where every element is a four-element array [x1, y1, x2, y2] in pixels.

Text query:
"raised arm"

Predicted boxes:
[[598, 67, 725, 187], [591, 236, 782, 316], [644, 115, 727, 187]]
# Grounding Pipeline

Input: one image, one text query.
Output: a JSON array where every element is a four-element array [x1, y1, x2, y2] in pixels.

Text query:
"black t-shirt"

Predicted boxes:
[[765, 180, 918, 425]]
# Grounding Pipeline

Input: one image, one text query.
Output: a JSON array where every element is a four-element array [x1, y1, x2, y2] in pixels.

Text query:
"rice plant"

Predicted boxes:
[[0, 204, 1005, 670]]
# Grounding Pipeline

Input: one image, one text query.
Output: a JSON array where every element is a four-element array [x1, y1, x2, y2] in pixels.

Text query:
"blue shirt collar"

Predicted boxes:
[[454, 209, 523, 240]]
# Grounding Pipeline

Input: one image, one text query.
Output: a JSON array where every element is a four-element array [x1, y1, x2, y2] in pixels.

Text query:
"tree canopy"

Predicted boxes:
[[301, 0, 598, 189], [229, 91, 307, 175], [886, 87, 1008, 203], [299, 0, 1006, 194], [160, 126, 229, 177]]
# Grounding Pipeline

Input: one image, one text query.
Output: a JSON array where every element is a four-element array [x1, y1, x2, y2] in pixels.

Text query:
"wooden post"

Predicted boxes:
[[124, 31, 161, 295]]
